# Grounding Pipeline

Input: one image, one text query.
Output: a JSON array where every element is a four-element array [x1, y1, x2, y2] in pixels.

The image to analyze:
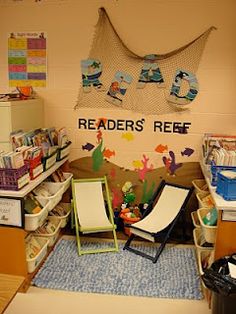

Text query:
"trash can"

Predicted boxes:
[[202, 253, 236, 314]]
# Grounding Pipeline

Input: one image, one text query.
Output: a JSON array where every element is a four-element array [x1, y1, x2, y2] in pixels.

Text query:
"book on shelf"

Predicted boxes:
[[24, 193, 43, 214]]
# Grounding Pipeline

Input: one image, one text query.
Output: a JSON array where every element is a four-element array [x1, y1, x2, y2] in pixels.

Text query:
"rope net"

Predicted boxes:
[[75, 8, 215, 115]]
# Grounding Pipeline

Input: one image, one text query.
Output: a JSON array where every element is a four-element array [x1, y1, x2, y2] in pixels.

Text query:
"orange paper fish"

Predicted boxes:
[[155, 144, 168, 153], [103, 149, 115, 159]]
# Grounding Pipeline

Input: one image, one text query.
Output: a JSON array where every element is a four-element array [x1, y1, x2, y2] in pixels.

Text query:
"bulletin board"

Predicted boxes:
[[8, 31, 47, 87]]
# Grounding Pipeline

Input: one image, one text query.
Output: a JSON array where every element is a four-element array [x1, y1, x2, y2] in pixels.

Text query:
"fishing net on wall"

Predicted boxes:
[[75, 7, 216, 115]]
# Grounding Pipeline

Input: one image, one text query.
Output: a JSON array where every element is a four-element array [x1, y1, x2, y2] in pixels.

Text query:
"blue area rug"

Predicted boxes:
[[32, 239, 202, 300]]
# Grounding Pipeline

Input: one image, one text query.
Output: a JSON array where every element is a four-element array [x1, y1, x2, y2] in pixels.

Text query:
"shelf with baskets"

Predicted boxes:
[[0, 157, 73, 289]]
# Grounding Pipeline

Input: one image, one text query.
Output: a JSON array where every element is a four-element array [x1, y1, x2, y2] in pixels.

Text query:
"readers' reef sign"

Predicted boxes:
[[78, 118, 191, 134]]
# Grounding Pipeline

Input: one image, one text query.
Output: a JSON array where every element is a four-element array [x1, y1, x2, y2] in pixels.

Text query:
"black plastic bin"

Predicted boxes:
[[202, 253, 236, 314]]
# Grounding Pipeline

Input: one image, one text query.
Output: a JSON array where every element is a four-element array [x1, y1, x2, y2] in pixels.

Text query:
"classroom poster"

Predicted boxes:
[[8, 31, 47, 87]]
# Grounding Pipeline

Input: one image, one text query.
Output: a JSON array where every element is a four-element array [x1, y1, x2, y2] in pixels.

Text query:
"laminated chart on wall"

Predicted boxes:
[[76, 8, 216, 115], [8, 32, 47, 87]]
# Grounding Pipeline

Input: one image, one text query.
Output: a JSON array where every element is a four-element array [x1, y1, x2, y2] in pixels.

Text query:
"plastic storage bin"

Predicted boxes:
[[197, 207, 218, 244], [25, 200, 51, 231], [216, 170, 236, 201], [192, 179, 209, 196], [49, 202, 71, 228], [56, 141, 72, 161], [42, 151, 57, 171], [196, 192, 215, 209], [33, 217, 62, 247], [34, 182, 64, 211], [193, 227, 214, 255], [0, 164, 30, 191], [197, 248, 214, 301], [59, 172, 73, 193], [210, 165, 236, 186], [191, 210, 201, 228], [26, 236, 49, 273]]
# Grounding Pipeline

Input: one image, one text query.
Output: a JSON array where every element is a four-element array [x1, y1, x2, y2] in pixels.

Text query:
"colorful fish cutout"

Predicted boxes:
[[103, 149, 115, 159], [82, 142, 95, 151], [132, 160, 143, 169], [122, 132, 134, 141], [181, 147, 194, 157], [155, 144, 168, 153]]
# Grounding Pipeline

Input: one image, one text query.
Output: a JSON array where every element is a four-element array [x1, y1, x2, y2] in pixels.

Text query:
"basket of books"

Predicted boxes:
[[33, 216, 62, 247], [48, 170, 73, 193], [56, 141, 72, 161], [48, 202, 71, 228], [24, 147, 43, 180], [33, 181, 64, 211], [25, 234, 49, 273], [197, 207, 218, 244], [196, 192, 215, 209], [0, 164, 30, 191], [42, 149, 57, 172], [192, 179, 209, 196], [193, 227, 214, 255], [24, 193, 51, 231]]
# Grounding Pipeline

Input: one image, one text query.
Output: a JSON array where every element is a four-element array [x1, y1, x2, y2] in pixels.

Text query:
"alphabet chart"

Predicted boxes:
[[8, 32, 47, 87]]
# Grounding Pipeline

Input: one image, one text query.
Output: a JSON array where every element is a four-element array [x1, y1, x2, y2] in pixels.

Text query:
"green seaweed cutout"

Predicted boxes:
[[141, 180, 155, 204], [92, 140, 104, 171]]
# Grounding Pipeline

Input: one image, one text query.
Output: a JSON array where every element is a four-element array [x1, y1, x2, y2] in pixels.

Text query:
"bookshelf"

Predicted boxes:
[[200, 162, 236, 260], [0, 158, 69, 291]]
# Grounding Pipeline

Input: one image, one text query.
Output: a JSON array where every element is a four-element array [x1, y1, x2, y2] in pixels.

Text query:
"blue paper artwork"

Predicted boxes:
[[81, 59, 105, 92], [167, 69, 199, 106], [137, 54, 165, 89], [105, 71, 133, 106]]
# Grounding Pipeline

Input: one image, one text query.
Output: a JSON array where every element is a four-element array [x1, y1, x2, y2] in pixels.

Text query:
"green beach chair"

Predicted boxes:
[[72, 176, 118, 255]]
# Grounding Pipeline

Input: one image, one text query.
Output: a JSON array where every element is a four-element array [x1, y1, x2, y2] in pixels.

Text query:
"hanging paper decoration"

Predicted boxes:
[[105, 71, 132, 106], [81, 59, 105, 92], [137, 54, 164, 89], [167, 69, 199, 106], [75, 7, 216, 115]]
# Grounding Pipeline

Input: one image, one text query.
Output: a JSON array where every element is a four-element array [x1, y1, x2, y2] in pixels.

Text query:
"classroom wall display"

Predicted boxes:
[[8, 31, 47, 87], [75, 7, 216, 115]]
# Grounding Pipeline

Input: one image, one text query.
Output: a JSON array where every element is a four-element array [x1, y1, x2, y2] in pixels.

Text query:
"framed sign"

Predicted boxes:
[[0, 197, 24, 228]]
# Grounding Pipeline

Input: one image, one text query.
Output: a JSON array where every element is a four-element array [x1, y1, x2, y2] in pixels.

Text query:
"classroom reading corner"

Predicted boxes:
[[0, 1, 236, 314]]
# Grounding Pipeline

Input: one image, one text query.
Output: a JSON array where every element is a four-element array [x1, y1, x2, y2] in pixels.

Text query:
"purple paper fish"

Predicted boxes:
[[181, 148, 194, 157], [82, 142, 95, 151]]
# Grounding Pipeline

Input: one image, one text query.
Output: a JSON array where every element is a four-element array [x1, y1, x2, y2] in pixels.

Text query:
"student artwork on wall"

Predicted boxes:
[[8, 31, 47, 87], [75, 8, 216, 115]]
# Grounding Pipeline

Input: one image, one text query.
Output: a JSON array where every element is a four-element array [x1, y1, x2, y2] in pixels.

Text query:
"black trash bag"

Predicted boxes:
[[202, 253, 236, 296]]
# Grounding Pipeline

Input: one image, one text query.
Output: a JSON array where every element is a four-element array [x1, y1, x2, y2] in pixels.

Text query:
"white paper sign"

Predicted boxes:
[[0, 198, 22, 227]]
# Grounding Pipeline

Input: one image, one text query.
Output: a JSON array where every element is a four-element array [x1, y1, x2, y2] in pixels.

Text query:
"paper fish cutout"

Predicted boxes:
[[103, 149, 115, 159], [155, 144, 168, 153], [181, 147, 194, 157], [122, 132, 134, 141], [132, 160, 143, 169], [177, 126, 188, 134], [82, 142, 95, 151]]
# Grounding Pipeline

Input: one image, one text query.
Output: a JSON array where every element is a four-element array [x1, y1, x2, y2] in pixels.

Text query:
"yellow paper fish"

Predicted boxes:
[[132, 160, 143, 169], [122, 132, 134, 141]]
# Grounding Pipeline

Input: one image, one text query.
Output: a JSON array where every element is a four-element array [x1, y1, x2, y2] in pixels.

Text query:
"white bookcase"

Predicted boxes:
[[0, 98, 44, 152], [0, 156, 69, 292]]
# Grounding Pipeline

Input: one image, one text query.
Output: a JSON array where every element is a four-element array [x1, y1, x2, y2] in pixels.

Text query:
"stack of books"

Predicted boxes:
[[0, 150, 24, 169]]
